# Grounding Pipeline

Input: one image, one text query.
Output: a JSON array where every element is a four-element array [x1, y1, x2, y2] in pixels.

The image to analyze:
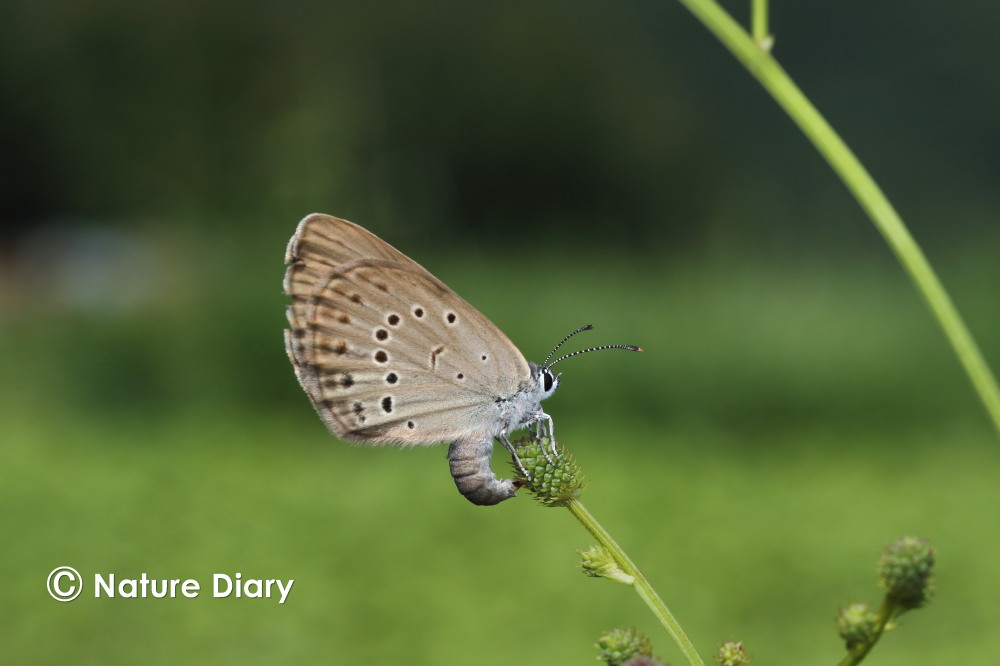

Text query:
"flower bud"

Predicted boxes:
[[579, 545, 634, 585], [877, 536, 934, 610], [596, 627, 654, 666], [836, 601, 877, 651], [716, 640, 750, 665]]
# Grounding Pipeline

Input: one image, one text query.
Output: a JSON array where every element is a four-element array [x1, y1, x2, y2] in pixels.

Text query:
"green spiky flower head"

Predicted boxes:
[[579, 545, 635, 585], [596, 627, 654, 666], [716, 640, 750, 665], [877, 536, 935, 610], [836, 601, 877, 651], [512, 437, 585, 506]]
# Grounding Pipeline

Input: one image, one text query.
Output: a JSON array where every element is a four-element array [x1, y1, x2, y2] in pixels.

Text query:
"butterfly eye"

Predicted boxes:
[[541, 368, 557, 394]]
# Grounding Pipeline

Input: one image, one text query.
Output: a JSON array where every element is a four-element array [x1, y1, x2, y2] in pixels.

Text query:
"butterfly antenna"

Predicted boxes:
[[547, 344, 643, 368], [542, 324, 594, 366]]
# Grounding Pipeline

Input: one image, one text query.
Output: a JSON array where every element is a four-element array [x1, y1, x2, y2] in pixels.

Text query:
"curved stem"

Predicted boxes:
[[674, 0, 1000, 437], [565, 498, 706, 666]]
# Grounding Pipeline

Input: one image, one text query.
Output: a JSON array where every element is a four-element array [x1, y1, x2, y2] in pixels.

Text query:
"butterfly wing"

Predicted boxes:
[[284, 213, 532, 446]]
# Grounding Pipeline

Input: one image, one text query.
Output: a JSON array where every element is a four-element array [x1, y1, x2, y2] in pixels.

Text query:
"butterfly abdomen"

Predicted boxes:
[[447, 437, 519, 505]]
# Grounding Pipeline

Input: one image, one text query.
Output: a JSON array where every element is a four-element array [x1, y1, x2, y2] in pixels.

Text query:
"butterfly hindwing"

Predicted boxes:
[[284, 214, 532, 446]]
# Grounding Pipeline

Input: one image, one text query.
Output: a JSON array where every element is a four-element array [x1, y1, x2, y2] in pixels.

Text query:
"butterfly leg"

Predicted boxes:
[[498, 433, 531, 478], [531, 411, 559, 462]]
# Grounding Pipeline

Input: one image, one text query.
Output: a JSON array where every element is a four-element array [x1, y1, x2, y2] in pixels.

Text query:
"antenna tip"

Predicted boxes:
[[583, 324, 594, 330]]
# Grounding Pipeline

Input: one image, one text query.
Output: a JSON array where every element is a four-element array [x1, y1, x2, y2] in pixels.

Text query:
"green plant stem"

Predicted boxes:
[[751, 0, 769, 47], [836, 598, 898, 666], [674, 0, 1000, 437], [565, 498, 705, 666]]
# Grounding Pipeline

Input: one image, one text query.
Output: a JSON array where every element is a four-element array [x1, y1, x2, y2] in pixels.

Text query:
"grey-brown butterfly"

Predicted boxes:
[[284, 214, 640, 505]]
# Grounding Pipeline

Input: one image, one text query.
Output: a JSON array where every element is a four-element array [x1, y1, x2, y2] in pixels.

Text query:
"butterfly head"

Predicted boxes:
[[528, 362, 561, 401]]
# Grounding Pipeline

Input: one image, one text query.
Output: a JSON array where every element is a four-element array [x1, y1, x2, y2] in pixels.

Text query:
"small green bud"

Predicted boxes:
[[836, 601, 877, 651], [596, 627, 653, 666], [512, 437, 585, 506], [579, 545, 635, 585], [877, 536, 935, 610], [716, 640, 749, 665]]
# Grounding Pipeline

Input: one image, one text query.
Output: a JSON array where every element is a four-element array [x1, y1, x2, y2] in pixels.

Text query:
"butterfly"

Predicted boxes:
[[283, 214, 639, 505]]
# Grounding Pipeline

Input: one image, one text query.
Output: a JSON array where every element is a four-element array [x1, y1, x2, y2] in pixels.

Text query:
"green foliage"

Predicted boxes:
[[3, 2, 998, 663], [4, 0, 1000, 248], [1, 249, 998, 663]]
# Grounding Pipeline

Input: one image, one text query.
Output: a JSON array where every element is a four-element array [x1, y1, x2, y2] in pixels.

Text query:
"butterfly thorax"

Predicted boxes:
[[489, 362, 559, 437]]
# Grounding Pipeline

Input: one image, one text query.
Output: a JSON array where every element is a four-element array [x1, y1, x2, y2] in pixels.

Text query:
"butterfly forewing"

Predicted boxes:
[[284, 214, 532, 446]]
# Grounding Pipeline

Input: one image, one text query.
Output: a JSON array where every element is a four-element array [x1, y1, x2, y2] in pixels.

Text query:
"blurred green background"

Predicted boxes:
[[2, 1, 999, 663]]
